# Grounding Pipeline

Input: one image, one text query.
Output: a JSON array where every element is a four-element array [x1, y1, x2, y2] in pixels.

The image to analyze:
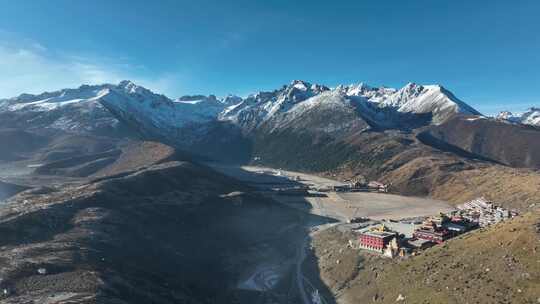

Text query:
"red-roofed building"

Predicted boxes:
[[358, 229, 397, 253]]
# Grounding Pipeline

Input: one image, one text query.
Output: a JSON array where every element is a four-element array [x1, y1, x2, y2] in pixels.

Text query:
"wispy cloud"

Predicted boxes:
[[0, 44, 119, 98], [0, 34, 185, 98]]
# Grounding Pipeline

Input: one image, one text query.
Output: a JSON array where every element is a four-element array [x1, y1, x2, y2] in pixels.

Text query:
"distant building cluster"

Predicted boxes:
[[351, 197, 517, 258], [456, 197, 517, 227], [322, 179, 388, 193]]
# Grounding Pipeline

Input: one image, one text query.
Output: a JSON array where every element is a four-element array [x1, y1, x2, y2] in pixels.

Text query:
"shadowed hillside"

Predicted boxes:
[[0, 161, 331, 303], [0, 181, 28, 201]]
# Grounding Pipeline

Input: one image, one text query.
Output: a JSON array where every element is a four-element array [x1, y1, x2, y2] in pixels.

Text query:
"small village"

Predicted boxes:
[[348, 197, 518, 258], [317, 178, 389, 193], [271, 174, 390, 195]]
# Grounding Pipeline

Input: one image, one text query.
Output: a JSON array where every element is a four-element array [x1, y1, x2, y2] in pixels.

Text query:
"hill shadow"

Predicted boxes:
[[0, 160, 339, 303], [206, 164, 340, 304]]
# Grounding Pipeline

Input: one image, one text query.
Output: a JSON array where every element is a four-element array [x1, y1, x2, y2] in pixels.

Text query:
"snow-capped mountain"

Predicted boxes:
[[346, 83, 481, 123], [8, 79, 532, 167], [496, 108, 540, 127], [0, 81, 237, 136], [98, 81, 231, 134], [0, 79, 481, 143], [262, 89, 373, 135], [219, 80, 481, 132], [219, 80, 329, 130], [0, 84, 120, 133]]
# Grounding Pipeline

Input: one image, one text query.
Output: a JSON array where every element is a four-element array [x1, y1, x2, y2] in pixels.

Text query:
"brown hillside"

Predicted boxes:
[[311, 210, 540, 304], [422, 116, 540, 169], [381, 158, 540, 212]]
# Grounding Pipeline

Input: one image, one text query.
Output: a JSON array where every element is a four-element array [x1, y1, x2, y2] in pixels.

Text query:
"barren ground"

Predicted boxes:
[[213, 164, 455, 222]]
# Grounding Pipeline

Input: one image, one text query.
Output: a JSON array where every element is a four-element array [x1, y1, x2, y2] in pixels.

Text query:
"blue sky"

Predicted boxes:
[[0, 0, 538, 114]]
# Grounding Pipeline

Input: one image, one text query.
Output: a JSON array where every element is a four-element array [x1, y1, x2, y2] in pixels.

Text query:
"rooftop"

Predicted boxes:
[[361, 230, 396, 238]]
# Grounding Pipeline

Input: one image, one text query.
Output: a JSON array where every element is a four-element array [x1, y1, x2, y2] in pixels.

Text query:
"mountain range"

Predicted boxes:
[[2, 80, 537, 138], [1, 79, 538, 169], [1, 80, 540, 178], [0, 80, 486, 134], [1, 79, 540, 304], [497, 107, 540, 126]]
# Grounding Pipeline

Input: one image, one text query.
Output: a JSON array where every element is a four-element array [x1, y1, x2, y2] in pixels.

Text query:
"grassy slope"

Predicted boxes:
[[423, 116, 540, 169], [379, 157, 540, 211], [430, 166, 540, 210], [311, 211, 540, 304]]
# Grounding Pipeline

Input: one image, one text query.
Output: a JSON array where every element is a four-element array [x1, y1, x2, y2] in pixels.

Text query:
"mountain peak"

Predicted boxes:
[[399, 82, 424, 95], [117, 80, 147, 94], [290, 80, 311, 91], [497, 111, 513, 119], [346, 82, 376, 96], [118, 80, 136, 87], [222, 94, 243, 105], [404, 82, 419, 88], [497, 108, 540, 127]]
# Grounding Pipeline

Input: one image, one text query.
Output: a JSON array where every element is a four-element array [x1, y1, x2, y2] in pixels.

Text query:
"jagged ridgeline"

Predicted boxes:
[[0, 79, 484, 164], [1, 79, 539, 193]]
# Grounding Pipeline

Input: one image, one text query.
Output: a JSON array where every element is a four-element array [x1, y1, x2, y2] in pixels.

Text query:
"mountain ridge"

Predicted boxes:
[[497, 107, 540, 127], [1, 79, 483, 132]]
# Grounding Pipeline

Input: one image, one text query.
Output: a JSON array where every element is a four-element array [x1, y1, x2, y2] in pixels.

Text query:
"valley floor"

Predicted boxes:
[[211, 164, 455, 222]]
